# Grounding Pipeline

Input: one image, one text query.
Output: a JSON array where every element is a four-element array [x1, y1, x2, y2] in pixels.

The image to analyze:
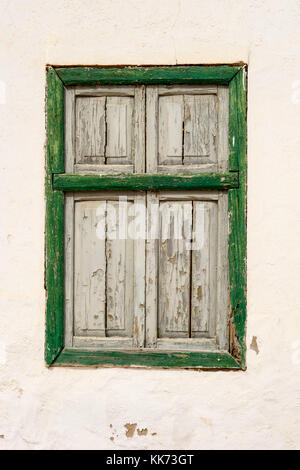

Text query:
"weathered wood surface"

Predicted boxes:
[[53, 172, 238, 191], [65, 192, 145, 348], [158, 201, 192, 338], [228, 67, 247, 367], [145, 191, 227, 351], [56, 65, 241, 86], [74, 200, 106, 336], [65, 86, 144, 174], [76, 96, 106, 164], [46, 65, 246, 369], [55, 348, 241, 369], [45, 67, 64, 365], [146, 85, 228, 173]]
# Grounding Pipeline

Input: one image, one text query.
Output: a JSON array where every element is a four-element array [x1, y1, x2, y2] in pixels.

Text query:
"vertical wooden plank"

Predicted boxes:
[[145, 192, 159, 347], [216, 193, 229, 350], [64, 193, 74, 347], [106, 200, 134, 336], [217, 86, 229, 171], [158, 201, 192, 337], [184, 95, 217, 163], [158, 95, 183, 165], [76, 96, 106, 164], [65, 88, 75, 173], [191, 202, 211, 334], [146, 86, 158, 173], [74, 201, 106, 336], [106, 96, 133, 163], [45, 67, 64, 365], [132, 194, 146, 348], [133, 86, 145, 173], [228, 67, 247, 366]]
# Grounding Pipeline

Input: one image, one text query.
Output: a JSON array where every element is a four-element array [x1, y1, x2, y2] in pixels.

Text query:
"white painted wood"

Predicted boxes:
[[216, 192, 229, 349], [74, 86, 135, 97], [156, 337, 217, 351], [156, 164, 216, 174], [158, 191, 219, 201], [75, 96, 106, 164], [158, 95, 183, 165], [66, 192, 147, 348], [73, 336, 133, 349], [157, 85, 218, 96], [145, 192, 159, 348], [74, 200, 107, 336], [64, 193, 74, 347], [106, 96, 133, 163], [191, 201, 218, 336], [145, 85, 228, 173], [65, 88, 75, 173], [183, 94, 217, 164], [133, 86, 145, 173], [66, 86, 145, 173], [144, 191, 227, 352], [74, 163, 134, 174], [106, 199, 134, 337], [217, 85, 229, 171], [146, 86, 158, 173], [132, 193, 146, 348], [158, 201, 192, 338]]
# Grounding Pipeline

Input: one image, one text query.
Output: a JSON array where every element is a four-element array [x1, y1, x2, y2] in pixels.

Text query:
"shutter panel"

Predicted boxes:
[[65, 86, 145, 174], [146, 191, 227, 352], [64, 192, 146, 349], [146, 85, 228, 173], [64, 83, 230, 354]]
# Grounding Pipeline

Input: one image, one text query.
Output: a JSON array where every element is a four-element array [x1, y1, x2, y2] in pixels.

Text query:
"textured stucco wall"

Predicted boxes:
[[1, 0, 300, 450]]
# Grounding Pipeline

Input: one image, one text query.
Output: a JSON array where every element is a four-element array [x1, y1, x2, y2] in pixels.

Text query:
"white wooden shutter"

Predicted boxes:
[[146, 85, 228, 173], [146, 191, 229, 352], [64, 84, 229, 353], [64, 192, 146, 349], [65, 86, 145, 174]]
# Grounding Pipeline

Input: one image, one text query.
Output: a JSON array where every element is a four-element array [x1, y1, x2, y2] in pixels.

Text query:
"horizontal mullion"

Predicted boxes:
[[53, 172, 239, 192], [55, 66, 241, 86]]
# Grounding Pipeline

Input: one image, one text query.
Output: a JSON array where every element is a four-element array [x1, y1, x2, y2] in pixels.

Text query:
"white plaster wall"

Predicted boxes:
[[1, 0, 300, 450]]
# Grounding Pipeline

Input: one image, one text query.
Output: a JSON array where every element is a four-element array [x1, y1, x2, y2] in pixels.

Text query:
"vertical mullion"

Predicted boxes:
[[134, 85, 146, 173], [145, 191, 158, 348], [133, 193, 146, 348], [146, 86, 158, 173]]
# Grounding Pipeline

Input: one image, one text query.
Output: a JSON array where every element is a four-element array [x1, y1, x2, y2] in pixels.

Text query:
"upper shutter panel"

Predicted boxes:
[[65, 86, 145, 174], [146, 85, 229, 173]]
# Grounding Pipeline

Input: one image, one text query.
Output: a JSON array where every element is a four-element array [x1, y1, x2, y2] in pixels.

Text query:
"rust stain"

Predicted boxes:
[[137, 428, 148, 436], [197, 285, 202, 301], [250, 336, 259, 355], [229, 310, 242, 364], [124, 423, 137, 438]]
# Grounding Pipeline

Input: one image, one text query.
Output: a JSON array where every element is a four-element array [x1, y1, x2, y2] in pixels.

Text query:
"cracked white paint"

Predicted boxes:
[[1, 0, 300, 450]]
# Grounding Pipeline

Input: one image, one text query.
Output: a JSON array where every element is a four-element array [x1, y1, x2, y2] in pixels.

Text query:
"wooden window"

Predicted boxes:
[[46, 66, 247, 369]]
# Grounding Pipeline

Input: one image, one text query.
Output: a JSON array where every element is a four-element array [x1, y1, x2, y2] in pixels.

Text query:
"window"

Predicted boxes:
[[45, 66, 247, 369]]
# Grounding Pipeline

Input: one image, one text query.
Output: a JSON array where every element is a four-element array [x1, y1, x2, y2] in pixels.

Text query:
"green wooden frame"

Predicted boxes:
[[45, 65, 247, 369]]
